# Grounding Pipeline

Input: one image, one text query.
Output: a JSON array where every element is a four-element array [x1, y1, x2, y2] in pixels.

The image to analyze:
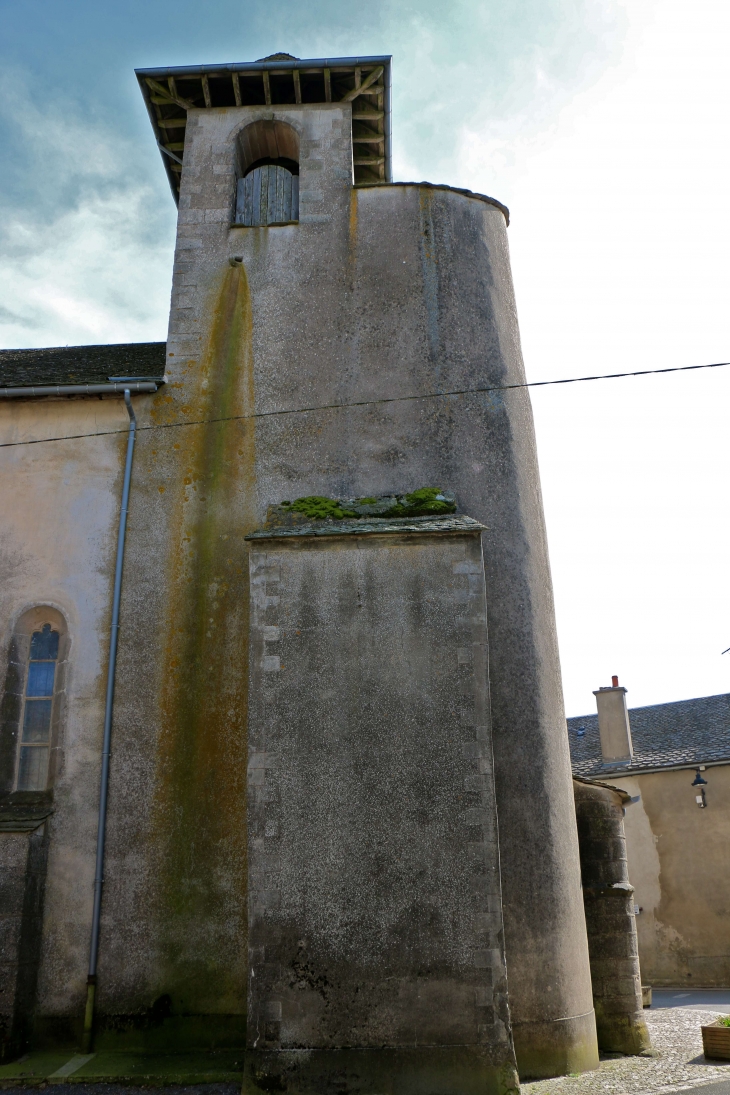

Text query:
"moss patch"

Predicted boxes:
[[282, 496, 359, 521], [272, 488, 456, 526], [397, 487, 456, 517]]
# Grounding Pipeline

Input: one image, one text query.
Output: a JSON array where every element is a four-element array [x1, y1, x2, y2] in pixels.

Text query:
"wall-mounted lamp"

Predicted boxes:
[[692, 767, 708, 808]]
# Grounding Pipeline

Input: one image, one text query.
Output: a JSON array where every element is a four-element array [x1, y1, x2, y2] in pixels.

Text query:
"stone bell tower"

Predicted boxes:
[[128, 53, 598, 1090]]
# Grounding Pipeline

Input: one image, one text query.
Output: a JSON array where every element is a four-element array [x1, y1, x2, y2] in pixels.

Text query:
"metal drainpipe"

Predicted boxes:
[[82, 390, 137, 1053]]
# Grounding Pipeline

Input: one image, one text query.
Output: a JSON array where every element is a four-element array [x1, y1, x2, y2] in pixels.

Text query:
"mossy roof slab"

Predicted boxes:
[[245, 514, 486, 540]]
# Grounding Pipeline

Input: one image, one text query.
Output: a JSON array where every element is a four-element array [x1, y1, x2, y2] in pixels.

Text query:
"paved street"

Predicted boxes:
[[524, 1006, 730, 1095], [652, 992, 730, 1013]]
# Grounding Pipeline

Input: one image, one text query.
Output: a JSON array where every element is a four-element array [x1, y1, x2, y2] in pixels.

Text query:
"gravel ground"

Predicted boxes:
[[524, 1009, 730, 1095]]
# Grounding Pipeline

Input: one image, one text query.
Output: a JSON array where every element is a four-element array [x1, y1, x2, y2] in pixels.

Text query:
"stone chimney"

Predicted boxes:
[[593, 676, 633, 765]]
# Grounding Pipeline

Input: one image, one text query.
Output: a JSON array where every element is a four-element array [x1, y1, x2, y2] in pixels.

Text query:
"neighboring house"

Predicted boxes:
[[568, 685, 730, 988]]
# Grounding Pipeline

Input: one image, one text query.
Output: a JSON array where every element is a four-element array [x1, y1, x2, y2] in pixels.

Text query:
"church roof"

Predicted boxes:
[[0, 342, 166, 388], [136, 55, 392, 201], [568, 692, 730, 776]]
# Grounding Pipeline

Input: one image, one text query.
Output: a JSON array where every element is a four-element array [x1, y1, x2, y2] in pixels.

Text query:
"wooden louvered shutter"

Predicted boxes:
[[236, 165, 299, 226]]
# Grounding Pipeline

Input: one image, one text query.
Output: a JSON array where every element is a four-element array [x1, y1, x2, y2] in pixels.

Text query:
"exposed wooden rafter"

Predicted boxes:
[[145, 77, 194, 112], [137, 56, 392, 200], [157, 141, 184, 165], [340, 66, 384, 103]]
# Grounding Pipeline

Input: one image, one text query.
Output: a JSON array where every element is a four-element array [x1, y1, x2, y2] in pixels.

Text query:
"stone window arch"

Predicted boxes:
[[234, 119, 299, 227], [0, 607, 68, 794]]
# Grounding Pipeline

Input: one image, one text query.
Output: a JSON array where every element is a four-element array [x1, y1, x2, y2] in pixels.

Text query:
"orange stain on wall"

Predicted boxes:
[[152, 263, 257, 1014]]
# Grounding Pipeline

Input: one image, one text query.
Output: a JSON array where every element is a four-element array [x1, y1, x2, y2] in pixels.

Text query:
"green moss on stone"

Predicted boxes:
[[284, 496, 359, 520], [276, 489, 456, 523], [397, 488, 455, 517]]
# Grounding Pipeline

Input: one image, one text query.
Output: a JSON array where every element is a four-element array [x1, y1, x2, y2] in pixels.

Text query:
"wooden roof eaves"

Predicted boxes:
[[135, 56, 392, 78], [136, 56, 393, 201], [137, 75, 181, 203]]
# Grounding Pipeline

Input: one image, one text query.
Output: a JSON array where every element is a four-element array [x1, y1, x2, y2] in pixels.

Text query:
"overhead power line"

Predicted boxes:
[[501, 359, 730, 390], [1, 358, 728, 450]]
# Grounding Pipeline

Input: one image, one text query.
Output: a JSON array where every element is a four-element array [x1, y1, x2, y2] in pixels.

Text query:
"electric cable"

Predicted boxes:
[[1, 357, 728, 450]]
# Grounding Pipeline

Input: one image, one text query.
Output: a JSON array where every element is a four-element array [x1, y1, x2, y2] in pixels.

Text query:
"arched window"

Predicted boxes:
[[0, 606, 67, 794], [234, 120, 300, 227], [17, 624, 59, 791]]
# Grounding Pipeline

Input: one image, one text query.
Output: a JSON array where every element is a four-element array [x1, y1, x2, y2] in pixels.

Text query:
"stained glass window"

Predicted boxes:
[[16, 623, 59, 791]]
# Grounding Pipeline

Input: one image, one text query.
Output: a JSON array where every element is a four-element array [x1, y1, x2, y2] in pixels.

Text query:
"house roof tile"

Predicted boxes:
[[568, 692, 730, 776], [0, 343, 166, 388]]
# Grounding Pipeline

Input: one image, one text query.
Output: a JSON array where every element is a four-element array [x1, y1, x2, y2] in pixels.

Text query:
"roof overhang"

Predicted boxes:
[[573, 756, 730, 778], [135, 54, 392, 203]]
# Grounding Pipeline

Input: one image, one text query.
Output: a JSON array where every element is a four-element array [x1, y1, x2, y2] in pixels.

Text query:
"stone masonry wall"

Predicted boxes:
[[246, 526, 518, 1095], [573, 779, 650, 1055]]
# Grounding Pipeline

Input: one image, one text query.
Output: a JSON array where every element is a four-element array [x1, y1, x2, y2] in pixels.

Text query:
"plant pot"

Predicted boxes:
[[702, 1020, 730, 1059]]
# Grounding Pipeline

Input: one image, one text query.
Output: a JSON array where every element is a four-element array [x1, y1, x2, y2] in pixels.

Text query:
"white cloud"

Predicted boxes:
[[454, 0, 730, 713], [0, 71, 175, 348], [3, 2, 728, 716]]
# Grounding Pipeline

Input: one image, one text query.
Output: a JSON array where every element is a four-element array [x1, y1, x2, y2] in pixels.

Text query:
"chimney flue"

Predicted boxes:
[[593, 677, 633, 765]]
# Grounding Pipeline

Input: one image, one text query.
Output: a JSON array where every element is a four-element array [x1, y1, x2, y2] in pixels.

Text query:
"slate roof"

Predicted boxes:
[[568, 692, 730, 776], [0, 343, 166, 388]]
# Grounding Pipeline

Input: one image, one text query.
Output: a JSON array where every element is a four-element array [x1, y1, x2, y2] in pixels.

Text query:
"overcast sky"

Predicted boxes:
[[1, 0, 728, 715]]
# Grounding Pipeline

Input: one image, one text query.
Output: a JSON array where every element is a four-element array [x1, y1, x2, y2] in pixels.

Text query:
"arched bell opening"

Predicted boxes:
[[234, 120, 300, 227]]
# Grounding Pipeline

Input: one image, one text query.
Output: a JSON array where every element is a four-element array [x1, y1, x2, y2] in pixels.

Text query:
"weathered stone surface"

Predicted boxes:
[[246, 528, 517, 1093], [574, 779, 650, 1056], [0, 79, 597, 1078], [0, 822, 50, 1057], [165, 100, 594, 1077], [247, 514, 484, 540]]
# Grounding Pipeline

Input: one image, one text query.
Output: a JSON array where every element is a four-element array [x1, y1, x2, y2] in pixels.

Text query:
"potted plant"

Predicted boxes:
[[702, 1016, 730, 1059]]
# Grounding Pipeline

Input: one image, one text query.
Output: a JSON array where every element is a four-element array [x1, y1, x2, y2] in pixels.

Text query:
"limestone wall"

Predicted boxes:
[[0, 92, 596, 1077], [246, 525, 517, 1094], [0, 397, 129, 1041], [573, 778, 650, 1055], [151, 99, 596, 1073]]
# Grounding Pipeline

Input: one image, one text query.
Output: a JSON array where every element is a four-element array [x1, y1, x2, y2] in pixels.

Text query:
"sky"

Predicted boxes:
[[1, 0, 729, 715]]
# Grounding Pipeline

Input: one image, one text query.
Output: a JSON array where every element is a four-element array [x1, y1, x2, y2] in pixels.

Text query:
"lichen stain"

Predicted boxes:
[[153, 263, 256, 1014], [418, 188, 442, 377], [348, 189, 358, 292]]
